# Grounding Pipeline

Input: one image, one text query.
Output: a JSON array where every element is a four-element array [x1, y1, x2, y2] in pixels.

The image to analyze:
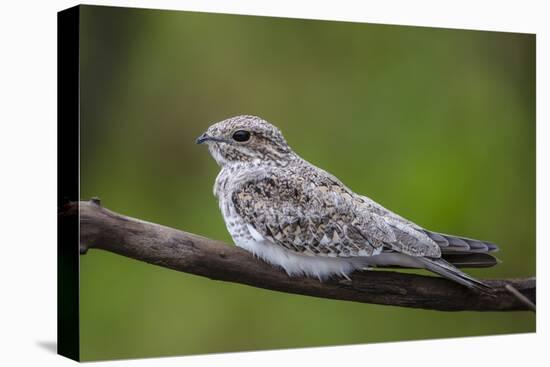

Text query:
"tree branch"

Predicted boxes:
[[63, 199, 536, 312]]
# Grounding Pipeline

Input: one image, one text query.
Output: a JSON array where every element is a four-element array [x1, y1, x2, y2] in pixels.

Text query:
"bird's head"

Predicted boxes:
[[196, 115, 293, 167]]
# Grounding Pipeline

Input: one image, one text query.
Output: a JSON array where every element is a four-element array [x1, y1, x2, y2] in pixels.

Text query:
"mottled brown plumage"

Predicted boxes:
[[197, 115, 499, 290]]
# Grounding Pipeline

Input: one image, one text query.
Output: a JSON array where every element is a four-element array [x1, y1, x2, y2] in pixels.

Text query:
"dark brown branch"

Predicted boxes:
[[63, 200, 536, 312]]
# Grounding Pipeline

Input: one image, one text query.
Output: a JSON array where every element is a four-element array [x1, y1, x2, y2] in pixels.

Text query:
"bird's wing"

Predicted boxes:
[[359, 195, 498, 256], [231, 168, 441, 258]]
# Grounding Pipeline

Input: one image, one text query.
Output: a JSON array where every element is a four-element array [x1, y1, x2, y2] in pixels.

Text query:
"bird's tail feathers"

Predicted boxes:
[[441, 252, 500, 268], [424, 230, 499, 253]]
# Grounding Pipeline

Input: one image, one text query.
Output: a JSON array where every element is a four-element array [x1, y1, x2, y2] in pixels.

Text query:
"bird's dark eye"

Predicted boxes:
[[232, 130, 251, 142]]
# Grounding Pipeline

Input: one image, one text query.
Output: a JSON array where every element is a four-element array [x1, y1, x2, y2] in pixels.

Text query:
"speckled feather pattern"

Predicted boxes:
[[198, 115, 498, 286]]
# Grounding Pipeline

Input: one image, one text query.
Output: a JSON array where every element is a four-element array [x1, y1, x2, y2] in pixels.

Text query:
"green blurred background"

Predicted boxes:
[[78, 5, 536, 361]]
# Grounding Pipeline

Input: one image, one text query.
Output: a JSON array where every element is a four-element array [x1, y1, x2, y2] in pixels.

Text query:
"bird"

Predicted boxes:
[[196, 115, 499, 291]]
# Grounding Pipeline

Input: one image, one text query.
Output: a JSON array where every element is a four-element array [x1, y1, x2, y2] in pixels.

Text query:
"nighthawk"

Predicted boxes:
[[196, 115, 499, 291]]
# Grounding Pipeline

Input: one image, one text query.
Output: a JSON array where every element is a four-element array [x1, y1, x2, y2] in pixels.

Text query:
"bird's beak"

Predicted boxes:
[[196, 133, 210, 144], [196, 133, 227, 144]]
